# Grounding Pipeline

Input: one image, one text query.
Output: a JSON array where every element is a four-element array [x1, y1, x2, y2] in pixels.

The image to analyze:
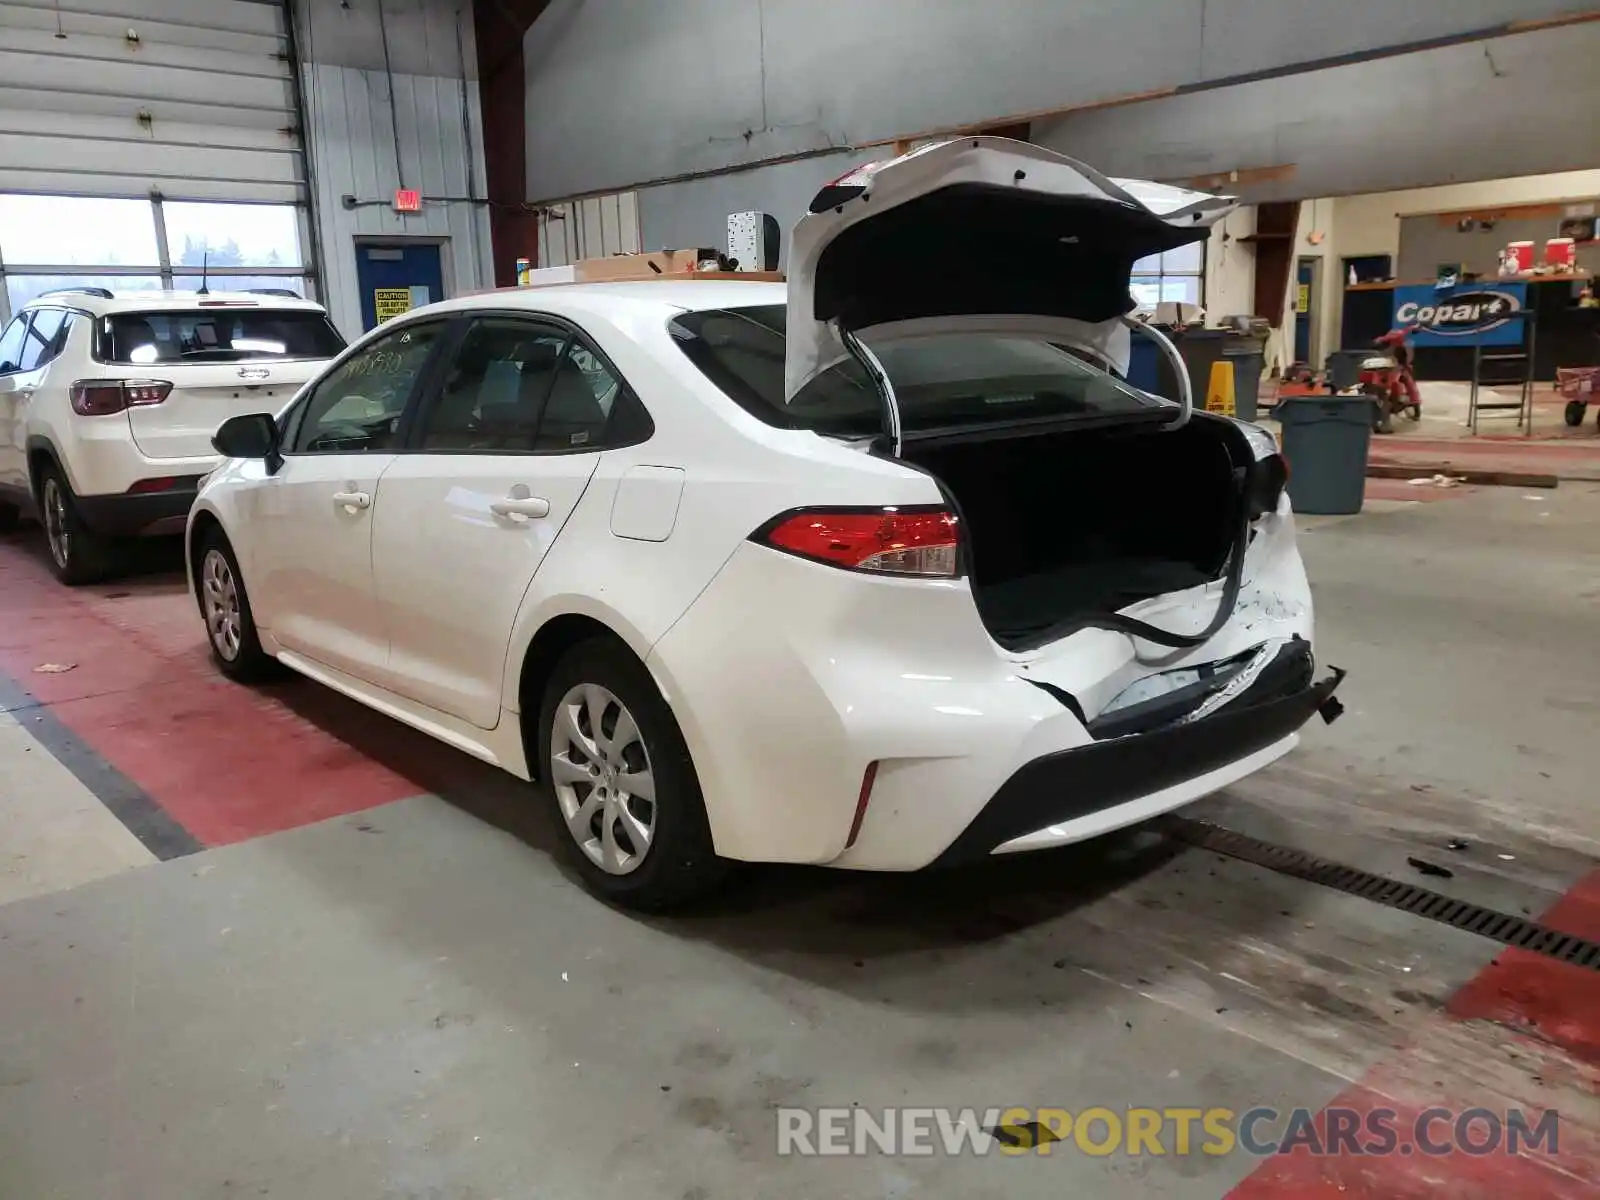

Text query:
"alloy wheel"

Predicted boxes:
[[42, 478, 70, 569], [550, 683, 657, 875], [201, 548, 243, 662]]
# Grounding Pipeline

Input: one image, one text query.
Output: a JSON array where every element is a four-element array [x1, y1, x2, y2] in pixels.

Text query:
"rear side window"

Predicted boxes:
[[101, 309, 345, 365], [669, 304, 1169, 436], [18, 308, 71, 372], [415, 316, 653, 454], [420, 319, 570, 451]]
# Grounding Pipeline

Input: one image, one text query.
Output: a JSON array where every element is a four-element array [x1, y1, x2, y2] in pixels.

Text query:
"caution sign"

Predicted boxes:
[[373, 287, 412, 323], [1296, 283, 1310, 314], [1204, 360, 1236, 417]]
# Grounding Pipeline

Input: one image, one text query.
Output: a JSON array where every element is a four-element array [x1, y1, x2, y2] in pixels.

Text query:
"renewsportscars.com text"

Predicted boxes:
[[776, 1105, 1562, 1158]]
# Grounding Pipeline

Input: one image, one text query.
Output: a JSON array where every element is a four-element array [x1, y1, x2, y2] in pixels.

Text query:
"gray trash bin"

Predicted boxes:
[[1276, 395, 1373, 515], [1222, 334, 1267, 423]]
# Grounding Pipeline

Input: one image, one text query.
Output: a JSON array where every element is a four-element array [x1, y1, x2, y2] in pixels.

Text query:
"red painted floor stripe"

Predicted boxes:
[[1446, 871, 1600, 1068], [1228, 1075, 1598, 1200], [1228, 870, 1600, 1199], [0, 540, 424, 846]]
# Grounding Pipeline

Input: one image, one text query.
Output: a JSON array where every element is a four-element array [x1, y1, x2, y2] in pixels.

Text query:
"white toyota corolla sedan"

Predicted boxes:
[[188, 138, 1343, 908]]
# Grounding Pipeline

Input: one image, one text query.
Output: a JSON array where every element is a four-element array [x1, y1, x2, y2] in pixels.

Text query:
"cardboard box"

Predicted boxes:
[[574, 249, 716, 282]]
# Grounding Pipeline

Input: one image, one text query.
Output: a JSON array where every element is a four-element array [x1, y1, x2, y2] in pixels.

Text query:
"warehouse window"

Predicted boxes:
[[1130, 241, 1204, 308], [0, 194, 311, 321]]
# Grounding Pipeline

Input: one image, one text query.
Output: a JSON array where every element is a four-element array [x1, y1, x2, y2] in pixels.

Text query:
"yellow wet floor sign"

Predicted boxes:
[[1205, 360, 1236, 417]]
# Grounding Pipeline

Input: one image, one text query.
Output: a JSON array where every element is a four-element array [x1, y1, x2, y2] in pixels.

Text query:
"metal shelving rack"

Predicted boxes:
[[1468, 311, 1535, 437]]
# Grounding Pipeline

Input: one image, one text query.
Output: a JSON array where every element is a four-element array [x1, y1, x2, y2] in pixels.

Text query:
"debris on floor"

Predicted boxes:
[[31, 663, 76, 674], [1407, 857, 1455, 879], [1407, 474, 1465, 488]]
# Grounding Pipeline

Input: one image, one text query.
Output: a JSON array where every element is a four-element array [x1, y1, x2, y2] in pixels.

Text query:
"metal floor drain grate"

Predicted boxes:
[[1162, 817, 1600, 973]]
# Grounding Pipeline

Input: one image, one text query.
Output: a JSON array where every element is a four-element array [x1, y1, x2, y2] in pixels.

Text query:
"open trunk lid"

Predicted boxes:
[[783, 137, 1235, 407]]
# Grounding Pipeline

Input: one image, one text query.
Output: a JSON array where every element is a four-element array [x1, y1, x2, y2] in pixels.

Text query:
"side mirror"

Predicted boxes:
[[213, 413, 281, 471]]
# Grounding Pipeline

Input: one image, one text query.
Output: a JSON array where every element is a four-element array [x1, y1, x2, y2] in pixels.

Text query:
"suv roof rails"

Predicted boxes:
[[38, 286, 114, 301], [245, 288, 302, 298]]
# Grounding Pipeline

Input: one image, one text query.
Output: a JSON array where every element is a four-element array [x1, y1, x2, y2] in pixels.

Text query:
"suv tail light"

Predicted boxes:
[[70, 379, 173, 416], [755, 507, 961, 578]]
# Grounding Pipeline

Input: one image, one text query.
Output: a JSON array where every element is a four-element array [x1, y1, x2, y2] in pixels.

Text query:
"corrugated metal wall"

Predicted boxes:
[[296, 2, 492, 339], [0, 0, 301, 202], [536, 192, 641, 268]]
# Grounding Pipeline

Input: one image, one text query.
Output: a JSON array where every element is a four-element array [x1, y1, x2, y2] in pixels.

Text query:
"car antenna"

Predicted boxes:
[[197, 250, 210, 296]]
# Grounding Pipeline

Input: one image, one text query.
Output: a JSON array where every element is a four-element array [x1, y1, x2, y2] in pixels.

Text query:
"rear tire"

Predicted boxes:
[[195, 530, 277, 682], [1565, 400, 1587, 428], [36, 465, 117, 585], [537, 637, 727, 910]]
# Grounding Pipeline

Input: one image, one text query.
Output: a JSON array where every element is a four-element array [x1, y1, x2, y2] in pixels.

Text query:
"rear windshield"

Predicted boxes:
[[668, 304, 1170, 436], [101, 309, 346, 365]]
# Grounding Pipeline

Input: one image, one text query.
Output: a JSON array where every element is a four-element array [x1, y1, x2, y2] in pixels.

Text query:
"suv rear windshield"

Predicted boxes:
[[668, 304, 1170, 437], [101, 309, 346, 365]]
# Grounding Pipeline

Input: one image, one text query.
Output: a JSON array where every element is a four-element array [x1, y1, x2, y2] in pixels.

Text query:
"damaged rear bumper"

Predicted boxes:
[[930, 639, 1345, 866]]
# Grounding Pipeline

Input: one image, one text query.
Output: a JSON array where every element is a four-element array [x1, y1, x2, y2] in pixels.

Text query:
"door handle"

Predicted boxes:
[[490, 496, 550, 519], [331, 490, 371, 510]]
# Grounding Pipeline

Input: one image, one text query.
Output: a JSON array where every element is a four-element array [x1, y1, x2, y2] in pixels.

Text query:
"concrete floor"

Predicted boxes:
[[1, 484, 1597, 1199]]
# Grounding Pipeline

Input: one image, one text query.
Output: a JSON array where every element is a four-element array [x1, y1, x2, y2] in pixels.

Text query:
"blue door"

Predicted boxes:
[[1294, 260, 1315, 364], [355, 242, 446, 332]]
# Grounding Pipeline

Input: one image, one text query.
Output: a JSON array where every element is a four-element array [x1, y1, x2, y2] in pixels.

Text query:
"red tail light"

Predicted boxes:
[[755, 507, 961, 578], [845, 761, 879, 849], [126, 476, 184, 495], [71, 379, 172, 415]]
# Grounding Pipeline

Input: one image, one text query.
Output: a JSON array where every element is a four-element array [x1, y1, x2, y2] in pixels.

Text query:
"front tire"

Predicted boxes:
[[1565, 400, 1587, 428], [195, 530, 276, 682], [36, 465, 116, 585], [537, 638, 726, 910]]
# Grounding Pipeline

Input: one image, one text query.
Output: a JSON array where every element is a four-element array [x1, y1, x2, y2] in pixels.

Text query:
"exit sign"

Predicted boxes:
[[392, 188, 422, 213]]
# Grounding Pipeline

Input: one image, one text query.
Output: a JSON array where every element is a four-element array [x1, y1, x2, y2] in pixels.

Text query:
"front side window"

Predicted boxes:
[[102, 309, 344, 365], [669, 304, 1168, 436], [288, 322, 443, 454], [0, 315, 29, 374]]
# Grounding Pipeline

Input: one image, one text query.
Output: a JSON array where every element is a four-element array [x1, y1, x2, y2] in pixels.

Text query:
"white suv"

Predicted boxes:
[[0, 288, 345, 583]]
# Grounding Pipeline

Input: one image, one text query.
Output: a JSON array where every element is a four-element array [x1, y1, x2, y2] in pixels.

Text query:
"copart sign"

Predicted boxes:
[[1391, 283, 1527, 348]]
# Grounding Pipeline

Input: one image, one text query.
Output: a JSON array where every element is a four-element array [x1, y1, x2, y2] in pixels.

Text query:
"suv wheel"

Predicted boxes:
[[196, 531, 276, 682], [537, 638, 727, 910], [37, 466, 115, 585]]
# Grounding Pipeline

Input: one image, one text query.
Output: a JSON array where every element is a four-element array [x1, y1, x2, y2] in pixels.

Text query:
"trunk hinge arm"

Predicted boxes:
[[835, 320, 903, 456], [1121, 315, 1192, 430]]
